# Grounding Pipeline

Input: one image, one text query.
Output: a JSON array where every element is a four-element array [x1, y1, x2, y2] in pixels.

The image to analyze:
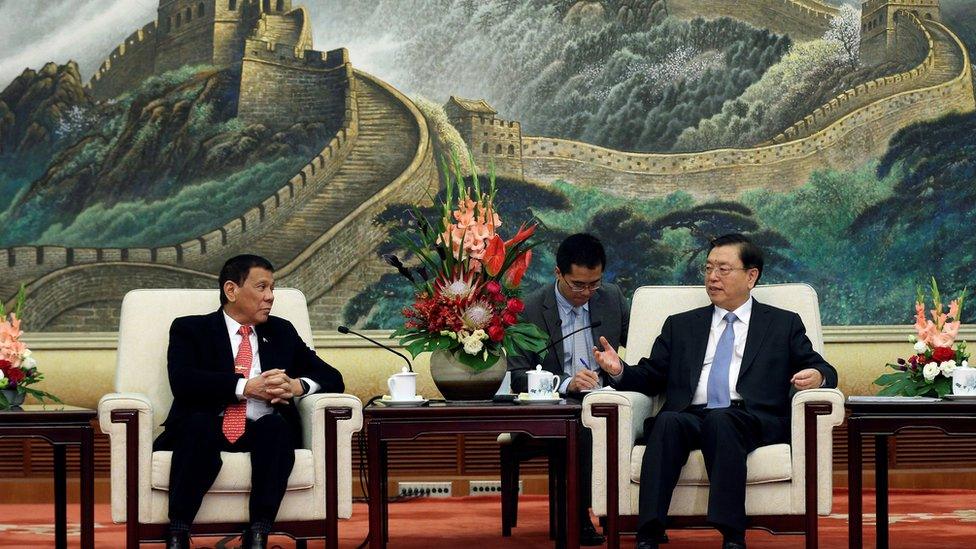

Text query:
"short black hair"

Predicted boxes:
[[709, 233, 764, 283], [556, 233, 606, 274], [218, 254, 275, 305]]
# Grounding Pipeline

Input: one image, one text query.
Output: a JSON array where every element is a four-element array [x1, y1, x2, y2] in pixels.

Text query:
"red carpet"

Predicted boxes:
[[1, 490, 975, 547]]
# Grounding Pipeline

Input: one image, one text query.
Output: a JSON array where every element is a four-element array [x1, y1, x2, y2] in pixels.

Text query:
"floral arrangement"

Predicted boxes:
[[388, 156, 548, 371], [874, 279, 969, 398], [0, 286, 60, 408]]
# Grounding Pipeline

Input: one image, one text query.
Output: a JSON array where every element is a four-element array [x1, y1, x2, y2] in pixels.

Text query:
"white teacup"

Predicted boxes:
[[526, 365, 560, 398], [952, 366, 976, 396], [388, 370, 418, 401]]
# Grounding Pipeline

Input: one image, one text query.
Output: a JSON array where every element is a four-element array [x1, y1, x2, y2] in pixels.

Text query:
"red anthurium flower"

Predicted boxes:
[[506, 297, 524, 314], [503, 250, 532, 289], [488, 324, 505, 342], [505, 223, 536, 248], [483, 235, 506, 277]]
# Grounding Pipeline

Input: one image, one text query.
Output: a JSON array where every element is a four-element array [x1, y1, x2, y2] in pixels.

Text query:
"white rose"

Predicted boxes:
[[463, 336, 484, 355], [940, 360, 957, 376], [922, 362, 940, 381], [471, 329, 488, 341], [0, 369, 5, 380], [22, 349, 31, 358], [913, 340, 928, 353], [963, 360, 970, 368], [21, 356, 37, 369]]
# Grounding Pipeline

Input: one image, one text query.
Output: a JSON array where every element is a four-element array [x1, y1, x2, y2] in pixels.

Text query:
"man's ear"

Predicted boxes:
[[223, 280, 238, 303]]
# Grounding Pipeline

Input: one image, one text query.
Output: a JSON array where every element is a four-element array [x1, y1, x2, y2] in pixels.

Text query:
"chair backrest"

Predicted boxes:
[[625, 284, 824, 362], [115, 288, 313, 433]]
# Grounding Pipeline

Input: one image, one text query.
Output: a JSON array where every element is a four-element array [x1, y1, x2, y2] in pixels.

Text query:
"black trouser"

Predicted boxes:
[[637, 405, 763, 538], [154, 412, 297, 525]]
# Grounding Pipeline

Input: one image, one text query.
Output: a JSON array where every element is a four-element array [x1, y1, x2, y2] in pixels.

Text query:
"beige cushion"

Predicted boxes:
[[630, 444, 792, 486], [151, 450, 315, 492]]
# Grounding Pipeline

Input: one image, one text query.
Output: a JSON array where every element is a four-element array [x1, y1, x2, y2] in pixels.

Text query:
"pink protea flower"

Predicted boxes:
[[461, 300, 495, 330]]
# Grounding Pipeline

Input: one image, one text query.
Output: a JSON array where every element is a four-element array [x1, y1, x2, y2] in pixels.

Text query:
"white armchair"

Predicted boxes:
[[582, 284, 844, 549], [97, 289, 363, 548]]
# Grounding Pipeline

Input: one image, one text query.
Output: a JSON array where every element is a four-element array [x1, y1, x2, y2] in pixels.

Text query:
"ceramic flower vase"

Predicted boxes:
[[428, 350, 507, 401]]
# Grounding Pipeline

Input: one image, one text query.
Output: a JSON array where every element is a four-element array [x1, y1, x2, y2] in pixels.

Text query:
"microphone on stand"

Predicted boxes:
[[540, 320, 602, 357], [337, 326, 413, 372]]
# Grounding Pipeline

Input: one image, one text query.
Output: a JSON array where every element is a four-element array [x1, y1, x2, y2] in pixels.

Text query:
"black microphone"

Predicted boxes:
[[540, 320, 602, 356], [337, 326, 413, 372]]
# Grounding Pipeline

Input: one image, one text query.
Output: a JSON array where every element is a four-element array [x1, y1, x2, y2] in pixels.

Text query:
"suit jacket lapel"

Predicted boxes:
[[688, 306, 713, 390], [587, 289, 606, 344], [739, 299, 772, 380], [211, 309, 235, 373], [540, 289, 565, 370], [255, 323, 276, 373]]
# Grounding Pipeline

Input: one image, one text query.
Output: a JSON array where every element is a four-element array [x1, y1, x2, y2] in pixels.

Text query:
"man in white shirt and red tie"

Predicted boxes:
[[593, 234, 837, 549], [153, 255, 344, 549]]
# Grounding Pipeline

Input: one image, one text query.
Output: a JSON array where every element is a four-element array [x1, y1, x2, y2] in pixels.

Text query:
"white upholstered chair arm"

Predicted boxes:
[[789, 388, 845, 514], [97, 392, 155, 523], [582, 391, 654, 516], [298, 393, 363, 519]]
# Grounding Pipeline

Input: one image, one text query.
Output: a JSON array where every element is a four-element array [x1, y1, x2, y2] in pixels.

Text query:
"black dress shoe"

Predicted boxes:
[[164, 531, 189, 549], [635, 535, 658, 549], [722, 539, 747, 549], [580, 520, 606, 546], [241, 529, 268, 549]]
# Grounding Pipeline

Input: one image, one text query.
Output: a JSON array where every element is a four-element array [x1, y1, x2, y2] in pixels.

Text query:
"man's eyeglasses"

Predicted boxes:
[[562, 277, 602, 293], [700, 265, 751, 277]]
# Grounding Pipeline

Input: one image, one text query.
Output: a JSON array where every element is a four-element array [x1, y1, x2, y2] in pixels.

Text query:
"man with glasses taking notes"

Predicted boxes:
[[593, 233, 837, 549], [508, 233, 631, 545]]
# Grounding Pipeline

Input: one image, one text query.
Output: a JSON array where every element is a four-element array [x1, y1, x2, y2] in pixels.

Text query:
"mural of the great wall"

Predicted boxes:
[[0, 0, 974, 330]]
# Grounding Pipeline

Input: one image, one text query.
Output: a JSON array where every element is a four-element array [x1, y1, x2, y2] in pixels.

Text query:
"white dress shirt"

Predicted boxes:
[[225, 312, 319, 421], [690, 298, 753, 405]]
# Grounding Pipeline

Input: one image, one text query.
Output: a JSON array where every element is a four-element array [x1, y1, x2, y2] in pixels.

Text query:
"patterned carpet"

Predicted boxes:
[[1, 490, 974, 547]]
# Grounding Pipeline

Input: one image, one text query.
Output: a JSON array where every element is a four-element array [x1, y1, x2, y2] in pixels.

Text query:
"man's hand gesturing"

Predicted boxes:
[[592, 336, 623, 376]]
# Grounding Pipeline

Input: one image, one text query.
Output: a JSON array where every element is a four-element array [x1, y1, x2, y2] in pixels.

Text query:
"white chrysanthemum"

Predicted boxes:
[[463, 335, 484, 355], [471, 329, 488, 340], [22, 356, 36, 369], [923, 362, 940, 381], [940, 360, 957, 377], [462, 301, 494, 330], [914, 340, 928, 353]]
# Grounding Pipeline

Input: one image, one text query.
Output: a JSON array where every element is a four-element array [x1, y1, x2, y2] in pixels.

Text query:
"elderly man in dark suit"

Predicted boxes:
[[594, 234, 838, 549], [508, 233, 630, 545], [153, 254, 344, 549]]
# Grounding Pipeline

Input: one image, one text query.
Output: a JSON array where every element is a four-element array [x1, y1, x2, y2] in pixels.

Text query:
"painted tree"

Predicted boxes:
[[824, 5, 861, 70]]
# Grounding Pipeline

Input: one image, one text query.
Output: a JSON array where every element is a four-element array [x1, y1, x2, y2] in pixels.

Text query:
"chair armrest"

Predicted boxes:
[[298, 393, 364, 450], [298, 393, 363, 520], [581, 391, 654, 516], [97, 393, 155, 523], [789, 388, 845, 515]]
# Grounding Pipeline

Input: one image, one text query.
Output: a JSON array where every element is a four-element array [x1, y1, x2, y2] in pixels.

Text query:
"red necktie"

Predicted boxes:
[[222, 325, 252, 443]]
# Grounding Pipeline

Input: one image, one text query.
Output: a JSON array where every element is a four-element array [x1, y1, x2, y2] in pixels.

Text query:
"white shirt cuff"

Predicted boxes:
[[235, 378, 247, 400], [301, 377, 320, 396], [558, 376, 572, 394]]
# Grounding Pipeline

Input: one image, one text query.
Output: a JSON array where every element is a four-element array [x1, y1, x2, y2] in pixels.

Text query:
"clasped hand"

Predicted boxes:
[[243, 368, 304, 404]]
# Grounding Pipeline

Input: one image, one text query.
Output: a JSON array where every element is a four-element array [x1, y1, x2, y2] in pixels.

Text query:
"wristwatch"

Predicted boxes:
[[299, 378, 310, 396]]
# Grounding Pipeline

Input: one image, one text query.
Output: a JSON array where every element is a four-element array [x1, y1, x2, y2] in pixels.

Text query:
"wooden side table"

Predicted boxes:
[[846, 398, 976, 549], [0, 404, 96, 549], [364, 400, 582, 548]]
